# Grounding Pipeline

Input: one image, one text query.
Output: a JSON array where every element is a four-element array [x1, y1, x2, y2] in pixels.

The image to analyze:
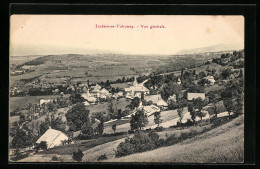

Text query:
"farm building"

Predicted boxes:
[[187, 93, 206, 101], [36, 128, 69, 149], [143, 105, 161, 116]]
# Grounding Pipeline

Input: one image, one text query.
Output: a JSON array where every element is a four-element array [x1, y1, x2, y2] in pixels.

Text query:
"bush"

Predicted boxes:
[[102, 131, 127, 137], [185, 119, 194, 126], [115, 131, 160, 158], [128, 130, 135, 134], [154, 126, 164, 132], [97, 154, 108, 161], [72, 149, 84, 161], [52, 156, 58, 161]]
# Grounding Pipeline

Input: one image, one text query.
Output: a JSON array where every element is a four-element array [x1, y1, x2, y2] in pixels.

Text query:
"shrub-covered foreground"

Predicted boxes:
[[116, 115, 239, 158], [115, 131, 164, 157], [110, 114, 244, 162]]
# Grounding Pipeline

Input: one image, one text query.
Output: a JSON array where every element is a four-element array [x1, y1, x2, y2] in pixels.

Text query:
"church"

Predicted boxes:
[[124, 77, 149, 99]]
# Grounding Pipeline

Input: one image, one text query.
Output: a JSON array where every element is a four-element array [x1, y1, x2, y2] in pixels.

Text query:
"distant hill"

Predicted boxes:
[[177, 44, 243, 55]]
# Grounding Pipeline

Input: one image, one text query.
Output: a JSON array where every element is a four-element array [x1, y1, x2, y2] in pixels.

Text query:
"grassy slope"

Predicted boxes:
[[9, 95, 67, 112], [105, 115, 244, 163], [17, 115, 243, 163], [103, 109, 180, 134]]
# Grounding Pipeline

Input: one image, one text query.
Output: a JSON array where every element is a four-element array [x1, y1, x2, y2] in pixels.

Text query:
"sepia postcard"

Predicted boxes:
[[9, 15, 245, 163]]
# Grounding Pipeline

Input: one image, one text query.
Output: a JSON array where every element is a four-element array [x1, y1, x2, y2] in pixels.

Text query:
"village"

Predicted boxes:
[[9, 49, 244, 162]]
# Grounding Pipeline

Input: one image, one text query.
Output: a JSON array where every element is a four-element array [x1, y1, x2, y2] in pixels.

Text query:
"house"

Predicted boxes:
[[143, 105, 161, 116], [204, 76, 215, 85], [82, 91, 97, 103], [177, 78, 181, 85], [72, 130, 81, 138], [156, 99, 168, 109], [99, 88, 112, 98], [83, 101, 90, 106], [168, 94, 177, 102], [112, 92, 124, 99], [82, 86, 88, 93], [36, 128, 69, 149], [90, 84, 102, 93], [39, 99, 53, 105], [187, 93, 206, 101], [99, 93, 107, 100]]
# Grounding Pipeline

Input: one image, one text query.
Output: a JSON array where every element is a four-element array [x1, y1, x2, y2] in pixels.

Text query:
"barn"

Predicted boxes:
[[36, 128, 69, 149]]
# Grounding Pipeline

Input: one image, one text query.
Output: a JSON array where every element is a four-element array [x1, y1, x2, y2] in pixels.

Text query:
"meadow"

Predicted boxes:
[[9, 95, 68, 112]]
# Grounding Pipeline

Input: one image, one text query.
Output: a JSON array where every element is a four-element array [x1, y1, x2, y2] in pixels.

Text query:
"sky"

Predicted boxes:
[[10, 15, 244, 56]]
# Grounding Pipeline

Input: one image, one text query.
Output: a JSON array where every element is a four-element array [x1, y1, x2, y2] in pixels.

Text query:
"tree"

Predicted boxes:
[[72, 149, 84, 161], [130, 109, 148, 131], [234, 96, 243, 115], [181, 68, 184, 77], [168, 98, 178, 110], [66, 103, 91, 131], [35, 141, 47, 152], [186, 84, 204, 93], [223, 98, 234, 118], [81, 123, 94, 139], [69, 93, 85, 104], [187, 103, 196, 124], [112, 124, 117, 134], [161, 82, 181, 101], [198, 71, 207, 79], [117, 109, 122, 119], [154, 111, 162, 127], [141, 92, 144, 101], [193, 97, 206, 121], [197, 78, 210, 86], [108, 100, 116, 119], [177, 108, 183, 123], [39, 121, 49, 136], [11, 127, 36, 149], [212, 68, 216, 75], [96, 115, 104, 136], [50, 116, 65, 132], [193, 70, 196, 76], [207, 91, 216, 103], [212, 102, 218, 118], [105, 80, 110, 87], [128, 97, 140, 110], [238, 69, 243, 78], [221, 68, 232, 79]]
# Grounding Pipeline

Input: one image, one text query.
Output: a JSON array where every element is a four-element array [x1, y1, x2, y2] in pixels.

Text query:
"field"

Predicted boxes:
[[9, 95, 69, 112], [10, 54, 172, 89], [87, 98, 131, 116], [103, 108, 181, 134]]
